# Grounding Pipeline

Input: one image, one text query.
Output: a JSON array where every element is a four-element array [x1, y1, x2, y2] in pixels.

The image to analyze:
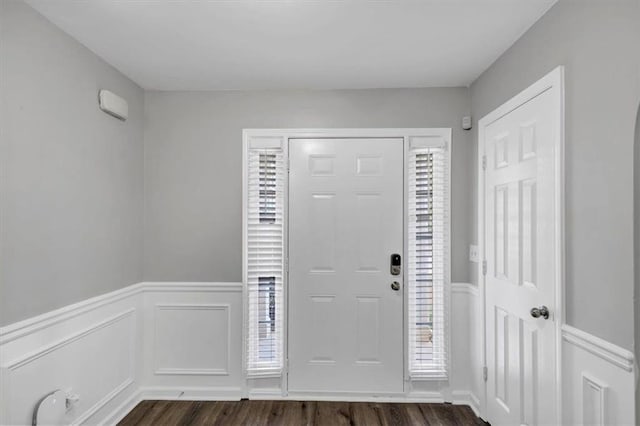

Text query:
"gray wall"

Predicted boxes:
[[144, 88, 473, 283], [635, 103, 640, 419], [470, 0, 640, 349], [0, 0, 144, 326]]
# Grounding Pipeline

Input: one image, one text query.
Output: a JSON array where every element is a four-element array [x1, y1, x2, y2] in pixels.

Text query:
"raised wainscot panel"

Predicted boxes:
[[142, 283, 243, 396], [154, 304, 230, 376], [1, 307, 138, 425]]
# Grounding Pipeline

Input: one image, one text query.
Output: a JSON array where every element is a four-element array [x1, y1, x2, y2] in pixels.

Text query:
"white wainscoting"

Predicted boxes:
[[4, 280, 637, 425], [451, 282, 482, 417], [0, 285, 143, 426], [140, 282, 243, 401], [562, 324, 636, 426], [0, 281, 487, 424], [154, 304, 230, 376], [0, 282, 242, 425]]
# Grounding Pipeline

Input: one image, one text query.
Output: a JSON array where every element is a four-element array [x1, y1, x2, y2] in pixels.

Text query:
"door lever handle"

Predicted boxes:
[[390, 281, 400, 291], [530, 305, 550, 320]]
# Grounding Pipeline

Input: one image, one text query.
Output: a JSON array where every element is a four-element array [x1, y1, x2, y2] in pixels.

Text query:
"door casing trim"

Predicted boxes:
[[243, 128, 452, 397], [476, 66, 565, 424]]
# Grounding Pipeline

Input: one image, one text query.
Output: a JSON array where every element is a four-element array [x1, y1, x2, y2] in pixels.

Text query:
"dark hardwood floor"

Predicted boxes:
[[118, 400, 488, 426]]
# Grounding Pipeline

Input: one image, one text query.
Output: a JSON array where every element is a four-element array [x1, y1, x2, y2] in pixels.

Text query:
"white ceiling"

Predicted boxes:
[[25, 0, 557, 91]]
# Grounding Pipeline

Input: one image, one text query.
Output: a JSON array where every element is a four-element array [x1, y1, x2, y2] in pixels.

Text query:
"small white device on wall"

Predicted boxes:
[[98, 89, 128, 121], [462, 116, 472, 130]]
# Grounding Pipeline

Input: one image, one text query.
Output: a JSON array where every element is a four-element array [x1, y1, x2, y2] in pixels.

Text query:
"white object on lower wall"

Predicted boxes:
[[32, 389, 66, 426]]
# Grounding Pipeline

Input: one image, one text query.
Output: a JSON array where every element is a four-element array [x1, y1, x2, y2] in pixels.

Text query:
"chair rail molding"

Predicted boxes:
[[451, 282, 479, 296], [561, 324, 635, 372], [561, 324, 636, 425], [0, 284, 144, 345]]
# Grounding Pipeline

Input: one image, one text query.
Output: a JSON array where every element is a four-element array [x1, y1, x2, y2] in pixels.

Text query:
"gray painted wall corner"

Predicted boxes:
[[0, 0, 145, 325]]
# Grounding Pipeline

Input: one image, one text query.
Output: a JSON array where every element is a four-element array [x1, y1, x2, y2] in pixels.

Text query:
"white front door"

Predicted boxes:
[[482, 70, 562, 425], [288, 137, 404, 394]]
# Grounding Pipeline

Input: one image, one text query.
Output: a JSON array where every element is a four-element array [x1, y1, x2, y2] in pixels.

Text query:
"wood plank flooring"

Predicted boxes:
[[118, 400, 488, 426]]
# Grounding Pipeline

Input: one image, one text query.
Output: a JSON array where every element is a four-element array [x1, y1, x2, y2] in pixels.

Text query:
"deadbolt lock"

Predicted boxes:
[[390, 253, 401, 275]]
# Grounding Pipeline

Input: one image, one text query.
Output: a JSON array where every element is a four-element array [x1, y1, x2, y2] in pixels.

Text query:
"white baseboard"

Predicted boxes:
[[450, 390, 481, 417], [100, 390, 143, 426], [247, 388, 285, 399], [285, 390, 439, 403], [139, 386, 243, 401], [74, 378, 135, 426]]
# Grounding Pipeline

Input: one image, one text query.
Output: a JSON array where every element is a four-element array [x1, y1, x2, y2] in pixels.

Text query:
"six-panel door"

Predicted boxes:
[[288, 138, 404, 394], [484, 88, 558, 425]]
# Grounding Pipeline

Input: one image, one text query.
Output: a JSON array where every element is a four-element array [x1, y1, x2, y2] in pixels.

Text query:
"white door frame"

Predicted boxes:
[[476, 66, 565, 424], [242, 128, 451, 398]]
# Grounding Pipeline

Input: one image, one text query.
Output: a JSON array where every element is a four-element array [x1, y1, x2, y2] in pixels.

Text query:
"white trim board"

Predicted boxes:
[[243, 128, 452, 139], [138, 386, 243, 401], [101, 389, 144, 426], [451, 282, 479, 296], [73, 378, 135, 426], [143, 282, 241, 293], [451, 390, 482, 417], [476, 66, 565, 424], [99, 386, 243, 425], [3, 309, 136, 370], [0, 283, 144, 345], [0, 282, 242, 345], [562, 325, 635, 372]]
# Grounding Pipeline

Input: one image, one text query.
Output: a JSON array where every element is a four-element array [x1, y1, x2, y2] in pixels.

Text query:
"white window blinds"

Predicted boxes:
[[246, 148, 285, 376], [408, 142, 450, 379]]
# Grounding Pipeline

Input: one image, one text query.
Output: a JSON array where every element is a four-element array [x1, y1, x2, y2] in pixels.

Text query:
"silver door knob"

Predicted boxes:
[[530, 306, 550, 320], [390, 281, 400, 291]]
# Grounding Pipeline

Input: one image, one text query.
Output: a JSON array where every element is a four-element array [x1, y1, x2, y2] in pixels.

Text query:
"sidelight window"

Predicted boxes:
[[408, 141, 450, 379], [245, 148, 285, 376]]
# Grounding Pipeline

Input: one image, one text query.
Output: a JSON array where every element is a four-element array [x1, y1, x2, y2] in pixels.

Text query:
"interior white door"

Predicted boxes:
[[288, 137, 404, 394], [483, 83, 560, 425]]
